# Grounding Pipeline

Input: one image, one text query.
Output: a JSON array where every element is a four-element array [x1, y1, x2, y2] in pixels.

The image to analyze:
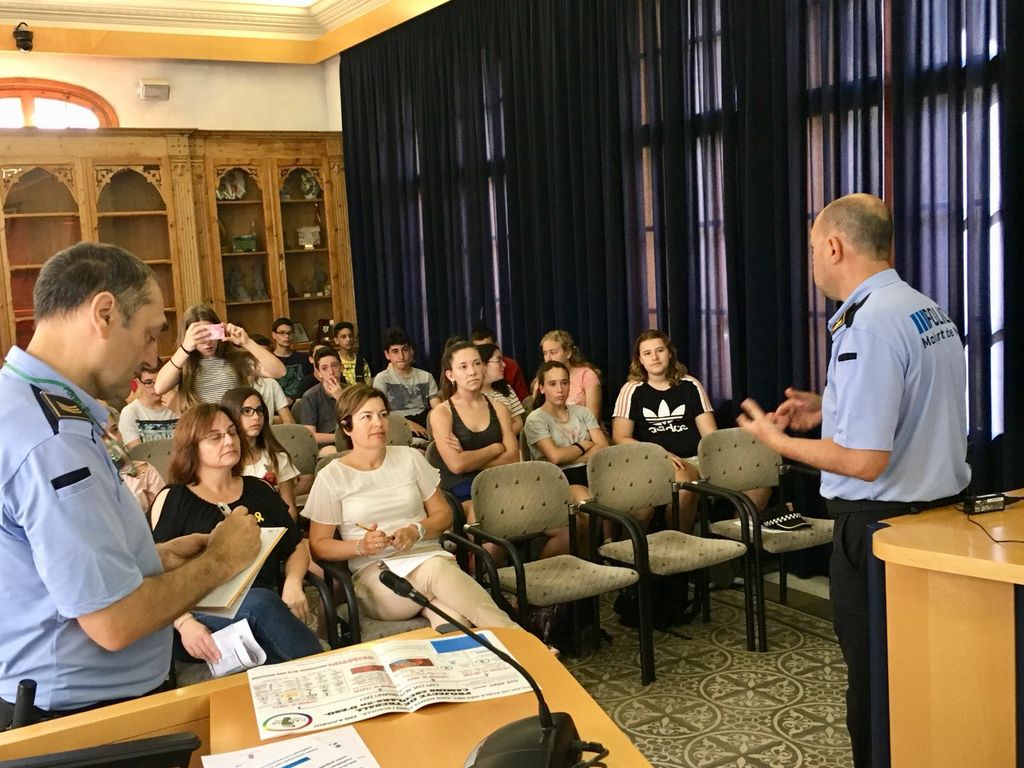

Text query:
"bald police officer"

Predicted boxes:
[[737, 194, 970, 768], [0, 242, 261, 726]]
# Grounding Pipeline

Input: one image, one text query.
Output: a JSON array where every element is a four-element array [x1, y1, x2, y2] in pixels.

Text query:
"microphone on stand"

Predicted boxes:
[[378, 570, 605, 768]]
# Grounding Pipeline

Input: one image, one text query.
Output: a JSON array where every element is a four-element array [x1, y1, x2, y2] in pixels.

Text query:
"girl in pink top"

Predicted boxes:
[[536, 330, 602, 421]]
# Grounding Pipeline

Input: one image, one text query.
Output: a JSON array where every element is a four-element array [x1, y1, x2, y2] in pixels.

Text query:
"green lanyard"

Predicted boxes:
[[3, 360, 104, 432]]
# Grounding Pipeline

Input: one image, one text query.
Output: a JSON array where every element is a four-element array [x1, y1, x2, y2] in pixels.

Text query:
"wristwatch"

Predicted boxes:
[[413, 522, 426, 541]]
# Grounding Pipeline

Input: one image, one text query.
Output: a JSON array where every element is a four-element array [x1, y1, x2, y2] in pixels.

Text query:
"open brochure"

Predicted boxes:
[[197, 527, 286, 619], [247, 631, 533, 740]]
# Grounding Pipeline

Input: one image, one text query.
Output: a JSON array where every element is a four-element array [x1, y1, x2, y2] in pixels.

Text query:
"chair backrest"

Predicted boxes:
[[424, 441, 444, 470], [697, 427, 781, 491], [521, 394, 535, 413], [586, 442, 675, 512], [290, 397, 304, 423], [128, 438, 174, 481], [271, 423, 318, 475], [518, 429, 531, 461], [387, 413, 414, 446], [471, 462, 573, 538], [0, 731, 200, 768]]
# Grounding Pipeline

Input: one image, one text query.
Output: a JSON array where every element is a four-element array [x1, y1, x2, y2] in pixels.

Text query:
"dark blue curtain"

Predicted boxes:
[[892, 0, 1021, 491], [341, 0, 651, 397]]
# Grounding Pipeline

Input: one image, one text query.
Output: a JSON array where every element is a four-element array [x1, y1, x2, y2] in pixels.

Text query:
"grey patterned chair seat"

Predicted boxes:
[[496, 556, 638, 606], [709, 517, 834, 555], [337, 603, 430, 640], [599, 530, 747, 576]]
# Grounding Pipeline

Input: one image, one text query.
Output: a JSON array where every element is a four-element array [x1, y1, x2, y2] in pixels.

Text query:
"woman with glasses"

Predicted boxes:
[[476, 342, 525, 436], [222, 387, 300, 521], [150, 404, 320, 667]]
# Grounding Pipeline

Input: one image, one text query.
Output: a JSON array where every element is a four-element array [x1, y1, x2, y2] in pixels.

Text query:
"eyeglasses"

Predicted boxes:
[[240, 406, 267, 417], [202, 428, 238, 443], [487, 357, 504, 365], [138, 378, 157, 387]]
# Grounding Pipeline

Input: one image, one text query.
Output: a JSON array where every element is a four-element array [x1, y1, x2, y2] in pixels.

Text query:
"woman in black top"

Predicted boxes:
[[428, 341, 518, 521], [151, 404, 320, 665]]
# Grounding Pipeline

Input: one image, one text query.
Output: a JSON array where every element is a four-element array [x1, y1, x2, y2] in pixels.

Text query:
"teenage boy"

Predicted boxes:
[[119, 362, 179, 448], [270, 317, 312, 401], [471, 325, 529, 401], [333, 321, 372, 385], [371, 327, 439, 438], [300, 347, 346, 452]]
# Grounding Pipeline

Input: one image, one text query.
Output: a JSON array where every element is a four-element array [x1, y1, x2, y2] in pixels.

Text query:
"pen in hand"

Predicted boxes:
[[356, 522, 395, 542]]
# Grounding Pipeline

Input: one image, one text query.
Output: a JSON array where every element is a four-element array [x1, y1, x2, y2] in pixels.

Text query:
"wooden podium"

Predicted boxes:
[[873, 497, 1024, 768]]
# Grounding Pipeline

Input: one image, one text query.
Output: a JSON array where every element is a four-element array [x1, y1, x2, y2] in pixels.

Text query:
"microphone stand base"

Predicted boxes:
[[465, 712, 581, 768]]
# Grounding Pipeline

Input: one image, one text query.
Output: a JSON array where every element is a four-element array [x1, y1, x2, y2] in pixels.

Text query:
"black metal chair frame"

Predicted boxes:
[[442, 500, 640, 663], [679, 462, 820, 652]]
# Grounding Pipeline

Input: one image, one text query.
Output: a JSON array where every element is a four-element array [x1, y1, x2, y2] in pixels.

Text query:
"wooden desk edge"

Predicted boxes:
[[0, 627, 650, 767]]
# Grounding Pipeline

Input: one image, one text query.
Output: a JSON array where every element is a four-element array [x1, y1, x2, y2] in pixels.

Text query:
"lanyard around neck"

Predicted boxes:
[[3, 360, 102, 431]]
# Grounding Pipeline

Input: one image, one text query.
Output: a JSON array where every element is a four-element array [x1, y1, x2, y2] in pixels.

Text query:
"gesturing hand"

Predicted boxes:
[[737, 398, 786, 451], [773, 387, 823, 432]]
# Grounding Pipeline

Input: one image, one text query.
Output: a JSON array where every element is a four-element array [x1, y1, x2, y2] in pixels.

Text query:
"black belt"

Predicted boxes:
[[826, 492, 963, 517]]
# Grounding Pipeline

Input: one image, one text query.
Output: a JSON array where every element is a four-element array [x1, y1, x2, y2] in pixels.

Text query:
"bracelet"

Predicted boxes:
[[168, 358, 182, 371], [355, 540, 365, 557], [574, 442, 585, 456], [173, 614, 193, 631]]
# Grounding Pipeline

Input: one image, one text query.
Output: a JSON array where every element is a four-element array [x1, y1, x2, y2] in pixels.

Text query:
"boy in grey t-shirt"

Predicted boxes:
[[371, 328, 440, 438]]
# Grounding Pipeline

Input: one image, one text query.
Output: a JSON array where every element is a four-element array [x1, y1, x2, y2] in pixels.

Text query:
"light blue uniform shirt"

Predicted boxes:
[[0, 347, 170, 710], [820, 269, 971, 502]]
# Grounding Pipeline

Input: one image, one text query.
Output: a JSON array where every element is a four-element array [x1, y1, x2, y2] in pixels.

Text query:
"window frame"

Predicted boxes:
[[0, 78, 118, 128]]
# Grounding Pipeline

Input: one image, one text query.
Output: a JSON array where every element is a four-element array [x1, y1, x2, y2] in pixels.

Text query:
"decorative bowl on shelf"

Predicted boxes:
[[216, 169, 247, 201], [299, 171, 321, 199]]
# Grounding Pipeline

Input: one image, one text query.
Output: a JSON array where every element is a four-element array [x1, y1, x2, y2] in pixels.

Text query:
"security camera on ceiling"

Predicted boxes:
[[13, 22, 33, 52]]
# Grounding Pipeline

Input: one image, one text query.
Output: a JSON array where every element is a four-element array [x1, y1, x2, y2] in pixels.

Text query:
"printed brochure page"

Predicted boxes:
[[247, 631, 531, 740]]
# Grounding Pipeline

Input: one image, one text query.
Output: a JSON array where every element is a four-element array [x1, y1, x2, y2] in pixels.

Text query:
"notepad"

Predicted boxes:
[[197, 527, 285, 619]]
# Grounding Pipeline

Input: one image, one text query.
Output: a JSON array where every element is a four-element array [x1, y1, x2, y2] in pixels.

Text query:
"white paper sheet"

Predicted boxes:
[[380, 551, 452, 578], [201, 726, 379, 768], [208, 619, 267, 678]]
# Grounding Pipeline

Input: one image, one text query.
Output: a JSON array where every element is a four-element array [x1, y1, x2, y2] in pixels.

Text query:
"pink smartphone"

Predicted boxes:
[[207, 323, 226, 340]]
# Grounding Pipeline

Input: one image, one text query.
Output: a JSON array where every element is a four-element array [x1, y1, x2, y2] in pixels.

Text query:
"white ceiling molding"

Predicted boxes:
[[0, 0, 387, 38]]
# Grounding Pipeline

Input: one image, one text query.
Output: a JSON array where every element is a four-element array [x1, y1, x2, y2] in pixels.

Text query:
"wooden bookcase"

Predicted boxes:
[[0, 129, 355, 358]]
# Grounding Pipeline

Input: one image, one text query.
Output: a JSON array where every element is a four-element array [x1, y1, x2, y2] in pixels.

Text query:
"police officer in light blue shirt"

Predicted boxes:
[[737, 194, 970, 768], [0, 242, 261, 727]]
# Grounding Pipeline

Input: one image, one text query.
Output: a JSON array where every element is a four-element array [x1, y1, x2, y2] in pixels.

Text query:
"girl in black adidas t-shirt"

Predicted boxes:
[[611, 331, 719, 532]]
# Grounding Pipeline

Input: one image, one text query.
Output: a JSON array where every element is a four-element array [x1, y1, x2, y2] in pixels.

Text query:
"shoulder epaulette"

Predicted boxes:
[[32, 385, 92, 435], [829, 293, 871, 335]]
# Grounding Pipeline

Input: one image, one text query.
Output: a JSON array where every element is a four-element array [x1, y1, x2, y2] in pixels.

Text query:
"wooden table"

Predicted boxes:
[[210, 626, 649, 766], [873, 494, 1024, 768]]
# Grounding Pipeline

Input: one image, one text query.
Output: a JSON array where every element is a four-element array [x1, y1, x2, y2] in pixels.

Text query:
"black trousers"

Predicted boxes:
[[0, 677, 172, 730], [827, 495, 961, 768]]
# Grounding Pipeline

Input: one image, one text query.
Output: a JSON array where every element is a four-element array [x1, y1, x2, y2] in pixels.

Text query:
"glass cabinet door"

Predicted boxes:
[[214, 165, 273, 335], [277, 166, 332, 343], [95, 165, 180, 356], [1, 165, 81, 350]]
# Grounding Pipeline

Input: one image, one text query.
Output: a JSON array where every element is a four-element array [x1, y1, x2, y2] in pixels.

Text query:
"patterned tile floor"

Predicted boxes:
[[564, 590, 853, 768]]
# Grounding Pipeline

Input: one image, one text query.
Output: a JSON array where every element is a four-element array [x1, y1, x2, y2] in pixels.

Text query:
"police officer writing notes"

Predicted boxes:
[[0, 243, 261, 727], [736, 194, 970, 768]]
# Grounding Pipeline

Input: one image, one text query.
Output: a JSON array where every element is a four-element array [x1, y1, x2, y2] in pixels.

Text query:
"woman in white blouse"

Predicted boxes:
[[304, 384, 516, 631], [222, 386, 301, 521]]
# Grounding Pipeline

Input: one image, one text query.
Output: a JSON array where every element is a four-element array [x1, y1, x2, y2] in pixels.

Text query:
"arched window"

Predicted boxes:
[[0, 78, 118, 129]]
